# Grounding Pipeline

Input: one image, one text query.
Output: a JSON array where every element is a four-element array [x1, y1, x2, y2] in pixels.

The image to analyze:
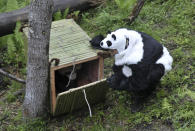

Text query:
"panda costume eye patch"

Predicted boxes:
[[106, 41, 112, 47]]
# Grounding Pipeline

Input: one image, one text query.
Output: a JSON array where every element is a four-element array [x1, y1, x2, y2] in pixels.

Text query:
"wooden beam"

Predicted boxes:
[[50, 69, 56, 114], [51, 56, 99, 71], [98, 56, 104, 80]]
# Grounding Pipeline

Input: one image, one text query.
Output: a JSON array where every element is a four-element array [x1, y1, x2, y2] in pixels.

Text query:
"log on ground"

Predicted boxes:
[[0, 0, 103, 37]]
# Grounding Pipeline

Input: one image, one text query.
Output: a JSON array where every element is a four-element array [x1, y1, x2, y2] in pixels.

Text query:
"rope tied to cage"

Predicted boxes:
[[83, 89, 92, 117], [66, 57, 76, 88], [66, 57, 92, 117]]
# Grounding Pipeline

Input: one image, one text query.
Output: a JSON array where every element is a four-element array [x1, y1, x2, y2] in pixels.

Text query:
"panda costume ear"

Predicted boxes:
[[112, 34, 116, 40], [107, 30, 111, 34], [124, 35, 129, 49]]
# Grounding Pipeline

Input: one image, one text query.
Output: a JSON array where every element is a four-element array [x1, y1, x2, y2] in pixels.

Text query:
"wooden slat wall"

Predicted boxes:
[[54, 79, 108, 116]]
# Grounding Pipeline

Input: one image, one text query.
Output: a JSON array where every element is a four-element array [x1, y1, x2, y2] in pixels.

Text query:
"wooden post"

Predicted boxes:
[[98, 56, 104, 80], [50, 69, 56, 114]]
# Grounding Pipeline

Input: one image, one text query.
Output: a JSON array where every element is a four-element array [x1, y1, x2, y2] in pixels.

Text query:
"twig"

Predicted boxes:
[[0, 68, 25, 84], [128, 0, 146, 24], [0, 88, 25, 102], [0, 90, 7, 98]]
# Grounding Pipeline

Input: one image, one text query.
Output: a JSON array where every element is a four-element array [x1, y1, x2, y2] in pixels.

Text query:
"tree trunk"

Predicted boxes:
[[0, 0, 103, 37], [23, 0, 53, 118]]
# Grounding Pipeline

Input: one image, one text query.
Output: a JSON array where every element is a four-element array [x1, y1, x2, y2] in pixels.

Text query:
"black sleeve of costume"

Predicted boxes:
[[112, 64, 123, 73], [90, 35, 105, 50], [107, 64, 126, 90]]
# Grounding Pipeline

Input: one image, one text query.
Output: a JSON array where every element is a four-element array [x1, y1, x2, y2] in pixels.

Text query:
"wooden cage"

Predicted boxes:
[[23, 19, 108, 116]]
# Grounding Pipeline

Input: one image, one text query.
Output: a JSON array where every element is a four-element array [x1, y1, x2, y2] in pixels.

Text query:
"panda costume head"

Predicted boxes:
[[100, 28, 142, 53]]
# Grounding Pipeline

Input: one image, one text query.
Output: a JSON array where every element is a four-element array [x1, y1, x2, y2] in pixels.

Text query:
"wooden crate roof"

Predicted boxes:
[[23, 19, 98, 68]]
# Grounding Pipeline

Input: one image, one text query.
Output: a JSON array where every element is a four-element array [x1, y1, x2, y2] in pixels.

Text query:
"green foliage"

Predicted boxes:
[[172, 47, 185, 62], [7, 36, 16, 60], [162, 98, 172, 113], [4, 81, 23, 102], [80, 0, 136, 34], [14, 22, 24, 48], [0, 0, 29, 69], [63, 8, 70, 19], [115, 0, 136, 11], [8, 80, 23, 90], [53, 11, 62, 20], [0, 0, 30, 12], [6, 119, 47, 131], [73, 10, 80, 18], [6, 92, 17, 103], [17, 0, 30, 8], [3, 22, 26, 68], [177, 88, 195, 100], [0, 0, 7, 12], [53, 9, 80, 21], [6, 0, 19, 12]]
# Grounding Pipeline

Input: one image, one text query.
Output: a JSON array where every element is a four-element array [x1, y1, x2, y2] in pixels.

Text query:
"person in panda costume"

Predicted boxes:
[[90, 28, 173, 112]]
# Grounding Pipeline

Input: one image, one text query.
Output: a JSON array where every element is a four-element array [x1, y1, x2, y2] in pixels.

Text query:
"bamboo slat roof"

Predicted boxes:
[[23, 19, 97, 68]]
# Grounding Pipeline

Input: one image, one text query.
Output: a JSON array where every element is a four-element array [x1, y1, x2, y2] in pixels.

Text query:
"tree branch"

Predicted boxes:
[[0, 69, 25, 84], [129, 0, 146, 24]]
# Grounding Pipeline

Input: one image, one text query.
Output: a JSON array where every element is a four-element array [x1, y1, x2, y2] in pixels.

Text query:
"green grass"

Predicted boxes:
[[0, 0, 194, 130], [78, 0, 195, 130]]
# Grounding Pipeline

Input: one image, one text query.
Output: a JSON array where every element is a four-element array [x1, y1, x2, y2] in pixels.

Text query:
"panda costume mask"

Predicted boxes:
[[100, 28, 130, 52], [100, 28, 173, 78]]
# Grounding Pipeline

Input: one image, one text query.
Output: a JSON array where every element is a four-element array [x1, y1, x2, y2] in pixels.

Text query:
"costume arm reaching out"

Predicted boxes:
[[114, 50, 127, 65]]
